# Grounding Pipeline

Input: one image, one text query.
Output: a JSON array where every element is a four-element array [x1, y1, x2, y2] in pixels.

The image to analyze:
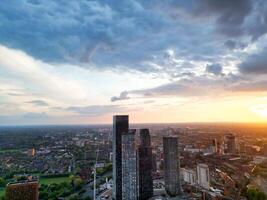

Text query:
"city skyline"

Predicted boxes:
[[1, 0, 267, 125], [0, 114, 267, 199]]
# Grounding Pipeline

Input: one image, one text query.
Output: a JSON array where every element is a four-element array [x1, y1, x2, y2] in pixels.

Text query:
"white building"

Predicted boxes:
[[181, 168, 197, 185], [197, 164, 210, 190]]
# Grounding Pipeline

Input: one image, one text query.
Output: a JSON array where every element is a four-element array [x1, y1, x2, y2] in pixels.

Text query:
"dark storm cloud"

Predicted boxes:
[[246, 0, 267, 41], [239, 47, 267, 74], [0, 0, 171, 72], [224, 40, 247, 50], [193, 0, 252, 37], [1, 0, 267, 77], [192, 0, 267, 41], [0, 0, 234, 74]]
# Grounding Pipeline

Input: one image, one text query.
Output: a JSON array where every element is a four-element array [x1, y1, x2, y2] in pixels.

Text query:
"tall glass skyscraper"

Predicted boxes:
[[112, 115, 129, 200], [163, 136, 182, 197], [138, 129, 153, 200], [122, 129, 137, 200]]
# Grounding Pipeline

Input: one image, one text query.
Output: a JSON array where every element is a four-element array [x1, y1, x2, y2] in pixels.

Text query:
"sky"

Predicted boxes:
[[1, 0, 267, 125]]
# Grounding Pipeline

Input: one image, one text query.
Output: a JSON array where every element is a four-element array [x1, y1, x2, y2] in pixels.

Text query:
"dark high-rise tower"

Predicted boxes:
[[140, 128, 151, 147], [112, 115, 129, 200], [138, 129, 153, 200], [163, 136, 181, 197]]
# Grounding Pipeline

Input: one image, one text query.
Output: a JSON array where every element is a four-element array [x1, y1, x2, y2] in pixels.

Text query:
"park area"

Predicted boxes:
[[0, 174, 71, 199]]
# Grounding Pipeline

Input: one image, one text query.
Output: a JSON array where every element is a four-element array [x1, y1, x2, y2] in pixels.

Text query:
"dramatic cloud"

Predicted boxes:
[[224, 40, 247, 50], [118, 73, 267, 99], [206, 63, 223, 76], [1, 0, 267, 124], [246, 0, 267, 41], [239, 47, 267, 74], [129, 76, 225, 98], [193, 0, 252, 37], [0, 0, 258, 75]]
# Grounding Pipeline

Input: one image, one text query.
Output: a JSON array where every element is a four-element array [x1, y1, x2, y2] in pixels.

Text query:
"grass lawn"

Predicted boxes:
[[0, 188, 5, 198], [40, 176, 70, 185]]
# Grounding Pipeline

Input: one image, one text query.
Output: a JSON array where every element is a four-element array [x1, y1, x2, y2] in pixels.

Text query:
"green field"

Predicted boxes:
[[39, 176, 70, 185]]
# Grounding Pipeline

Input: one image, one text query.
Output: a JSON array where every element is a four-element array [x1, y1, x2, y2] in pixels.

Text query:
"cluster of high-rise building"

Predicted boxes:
[[112, 115, 185, 199], [112, 115, 154, 200], [5, 115, 263, 200], [208, 134, 237, 155]]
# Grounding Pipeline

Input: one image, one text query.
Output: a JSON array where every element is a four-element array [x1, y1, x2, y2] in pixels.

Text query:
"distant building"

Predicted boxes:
[[239, 141, 246, 154], [224, 134, 236, 154], [197, 164, 210, 190], [27, 148, 35, 157], [181, 168, 197, 185], [212, 139, 218, 154], [122, 129, 137, 200], [6, 180, 39, 200], [163, 136, 182, 197], [152, 152, 157, 173], [112, 115, 129, 200], [138, 129, 153, 200]]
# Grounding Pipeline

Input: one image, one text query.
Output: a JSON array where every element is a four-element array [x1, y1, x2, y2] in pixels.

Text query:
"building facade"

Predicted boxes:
[[122, 129, 137, 200], [112, 115, 129, 200], [163, 136, 182, 197], [138, 129, 153, 200], [197, 163, 210, 190], [181, 168, 197, 185], [224, 134, 236, 154], [6, 181, 39, 200]]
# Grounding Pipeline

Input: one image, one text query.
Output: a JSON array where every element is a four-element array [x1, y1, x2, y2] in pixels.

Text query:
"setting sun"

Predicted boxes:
[[251, 104, 267, 118]]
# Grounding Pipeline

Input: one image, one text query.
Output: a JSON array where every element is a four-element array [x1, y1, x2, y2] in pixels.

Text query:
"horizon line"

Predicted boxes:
[[0, 121, 267, 127]]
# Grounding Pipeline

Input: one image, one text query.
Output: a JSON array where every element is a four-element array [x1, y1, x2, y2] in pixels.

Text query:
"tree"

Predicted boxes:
[[246, 188, 267, 200], [256, 192, 266, 200], [0, 178, 5, 187]]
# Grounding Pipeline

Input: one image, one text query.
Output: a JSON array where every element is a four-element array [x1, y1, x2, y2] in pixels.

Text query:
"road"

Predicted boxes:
[[97, 189, 112, 200]]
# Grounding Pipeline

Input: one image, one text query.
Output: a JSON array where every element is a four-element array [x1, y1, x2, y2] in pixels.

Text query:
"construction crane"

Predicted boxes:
[[93, 143, 100, 200]]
